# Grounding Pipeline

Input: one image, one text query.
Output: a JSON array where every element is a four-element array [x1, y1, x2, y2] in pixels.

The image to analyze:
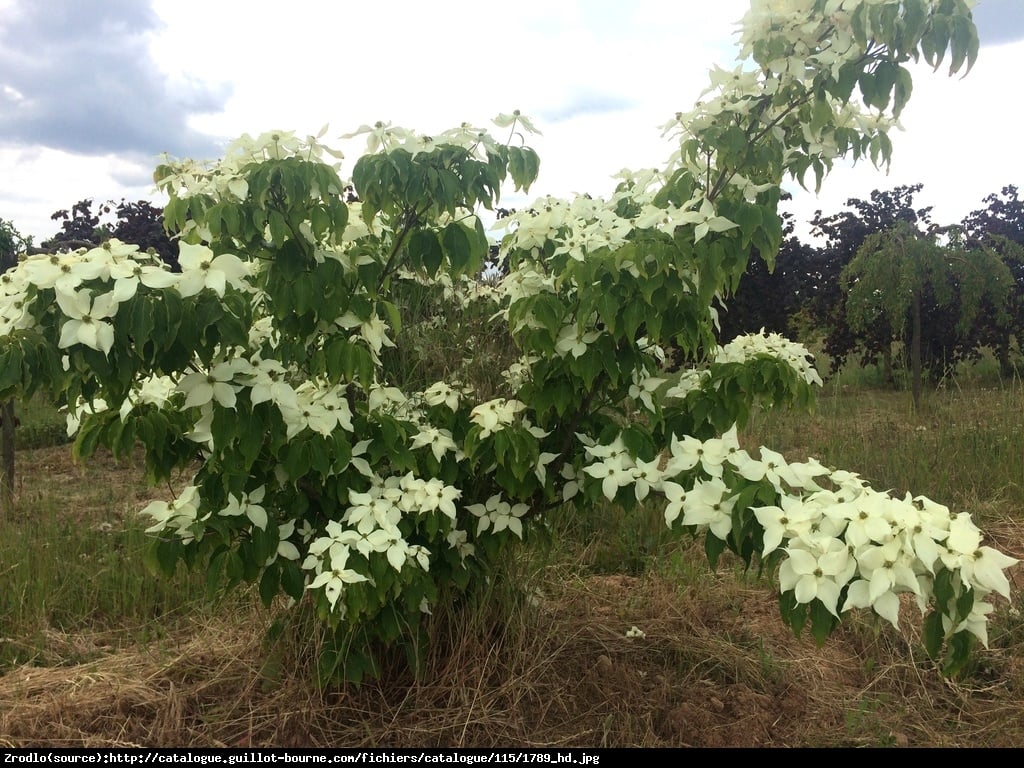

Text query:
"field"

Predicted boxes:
[[0, 372, 1022, 748]]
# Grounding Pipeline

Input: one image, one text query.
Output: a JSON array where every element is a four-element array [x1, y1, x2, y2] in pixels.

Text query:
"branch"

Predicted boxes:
[[26, 239, 98, 255], [377, 202, 432, 290], [523, 371, 608, 521]]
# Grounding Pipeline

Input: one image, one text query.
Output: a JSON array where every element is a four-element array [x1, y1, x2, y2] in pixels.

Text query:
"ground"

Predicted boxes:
[[1, 442, 1022, 747]]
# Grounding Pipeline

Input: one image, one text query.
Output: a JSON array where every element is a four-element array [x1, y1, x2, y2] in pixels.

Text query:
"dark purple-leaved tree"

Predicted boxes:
[[39, 198, 178, 270], [956, 186, 1024, 375]]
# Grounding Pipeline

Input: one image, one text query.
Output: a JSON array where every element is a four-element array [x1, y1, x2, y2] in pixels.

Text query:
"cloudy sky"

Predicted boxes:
[[1, 0, 1022, 245]]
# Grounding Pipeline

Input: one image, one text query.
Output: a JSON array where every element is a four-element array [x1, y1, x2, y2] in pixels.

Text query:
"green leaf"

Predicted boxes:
[[281, 561, 306, 601], [324, 337, 349, 383], [380, 300, 402, 337], [622, 299, 645, 341], [705, 531, 727, 569], [73, 414, 105, 462], [252, 523, 279, 564], [893, 65, 914, 117], [574, 347, 604, 389], [210, 404, 238, 448], [779, 590, 807, 637], [857, 69, 877, 109], [128, 298, 155, 357], [259, 561, 281, 607], [620, 424, 655, 461], [597, 292, 620, 336], [955, 585, 975, 623], [206, 550, 226, 597], [872, 61, 897, 111], [933, 568, 955, 606], [156, 539, 180, 577], [284, 438, 313, 481], [109, 415, 137, 460], [408, 228, 443, 277], [808, 600, 837, 646], [923, 15, 950, 70], [0, 345, 19, 394], [441, 222, 472, 274], [733, 203, 763, 246], [325, 337, 374, 388], [346, 343, 375, 388], [531, 294, 564, 337], [331, 432, 353, 473], [238, 408, 265, 470], [268, 210, 291, 246], [493, 430, 511, 466], [142, 540, 163, 577], [943, 631, 974, 677], [923, 611, 944, 659], [308, 437, 332, 478], [948, 13, 979, 75], [507, 146, 540, 193], [225, 550, 245, 586], [332, 200, 350, 239]]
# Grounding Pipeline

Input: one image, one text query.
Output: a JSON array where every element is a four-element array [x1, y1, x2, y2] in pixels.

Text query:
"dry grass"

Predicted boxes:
[[2, 560, 1022, 748]]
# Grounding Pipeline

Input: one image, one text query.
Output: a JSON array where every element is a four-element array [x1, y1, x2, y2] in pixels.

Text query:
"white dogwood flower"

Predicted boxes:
[[176, 242, 249, 297], [779, 536, 855, 617], [178, 359, 251, 409], [24, 251, 105, 294], [306, 547, 369, 611], [467, 494, 528, 539], [55, 288, 120, 355], [219, 485, 269, 530], [469, 398, 525, 438], [107, 257, 179, 301]]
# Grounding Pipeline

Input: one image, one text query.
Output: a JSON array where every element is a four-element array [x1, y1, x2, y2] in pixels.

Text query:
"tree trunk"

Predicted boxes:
[[911, 292, 922, 412], [882, 347, 894, 387], [997, 336, 1012, 378], [1, 399, 14, 512]]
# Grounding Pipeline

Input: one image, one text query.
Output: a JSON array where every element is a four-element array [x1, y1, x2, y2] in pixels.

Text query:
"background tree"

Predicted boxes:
[[110, 199, 179, 270], [37, 199, 178, 270], [957, 186, 1024, 374], [811, 184, 934, 381], [40, 198, 111, 250], [722, 184, 1023, 386], [842, 220, 1012, 410]]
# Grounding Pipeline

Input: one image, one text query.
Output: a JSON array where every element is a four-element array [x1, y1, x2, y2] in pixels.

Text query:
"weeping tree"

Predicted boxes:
[[811, 184, 935, 381], [842, 220, 1012, 410]]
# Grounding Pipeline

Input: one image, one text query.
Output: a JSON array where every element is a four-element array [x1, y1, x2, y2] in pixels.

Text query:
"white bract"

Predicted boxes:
[[178, 359, 252, 409], [176, 243, 250, 297], [55, 288, 120, 355]]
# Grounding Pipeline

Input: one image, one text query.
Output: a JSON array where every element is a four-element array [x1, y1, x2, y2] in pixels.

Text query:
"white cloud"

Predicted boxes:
[[1, 0, 1020, 248], [0, 147, 158, 242]]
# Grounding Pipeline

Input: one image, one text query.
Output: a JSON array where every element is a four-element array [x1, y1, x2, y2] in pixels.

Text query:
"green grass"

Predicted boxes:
[[0, 395, 213, 669], [742, 380, 1024, 521], [0, 496, 214, 669], [8, 392, 71, 449]]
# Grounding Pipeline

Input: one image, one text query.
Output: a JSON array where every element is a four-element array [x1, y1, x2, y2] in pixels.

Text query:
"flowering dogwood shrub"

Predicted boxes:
[[0, 0, 1013, 679]]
